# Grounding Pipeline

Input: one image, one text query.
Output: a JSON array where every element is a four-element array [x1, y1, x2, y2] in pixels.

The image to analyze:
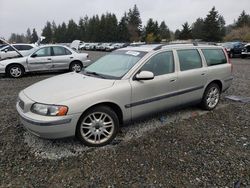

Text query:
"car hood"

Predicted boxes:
[[23, 72, 115, 104], [0, 56, 26, 64]]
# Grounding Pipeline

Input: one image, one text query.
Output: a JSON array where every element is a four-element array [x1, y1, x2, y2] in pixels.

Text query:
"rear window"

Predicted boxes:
[[202, 49, 227, 66]]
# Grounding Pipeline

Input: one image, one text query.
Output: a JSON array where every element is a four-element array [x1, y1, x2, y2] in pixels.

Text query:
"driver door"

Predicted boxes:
[[129, 51, 179, 119], [27, 47, 53, 71]]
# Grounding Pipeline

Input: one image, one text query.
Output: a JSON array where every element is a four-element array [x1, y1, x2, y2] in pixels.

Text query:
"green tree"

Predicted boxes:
[[31, 28, 38, 43], [127, 4, 142, 42], [66, 19, 79, 42], [179, 22, 192, 39], [26, 28, 32, 43], [42, 21, 53, 43], [174, 29, 181, 39], [203, 7, 225, 41], [78, 17, 86, 41], [192, 18, 204, 39], [144, 18, 160, 43], [235, 10, 250, 28], [159, 21, 170, 41], [118, 12, 130, 42]]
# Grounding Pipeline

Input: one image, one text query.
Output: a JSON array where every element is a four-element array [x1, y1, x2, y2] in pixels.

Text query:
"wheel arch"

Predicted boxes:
[[77, 102, 124, 127], [69, 60, 83, 69], [6, 63, 25, 73], [205, 80, 223, 92]]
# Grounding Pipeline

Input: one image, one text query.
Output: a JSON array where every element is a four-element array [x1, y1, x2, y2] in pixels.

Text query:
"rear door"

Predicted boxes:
[[129, 50, 179, 119], [51, 46, 73, 70], [175, 49, 207, 104], [27, 47, 53, 71]]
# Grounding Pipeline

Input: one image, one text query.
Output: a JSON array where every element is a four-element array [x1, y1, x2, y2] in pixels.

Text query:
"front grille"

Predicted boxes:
[[19, 99, 25, 110]]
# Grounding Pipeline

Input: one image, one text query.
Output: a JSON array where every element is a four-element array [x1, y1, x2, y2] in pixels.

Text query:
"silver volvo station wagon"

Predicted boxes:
[[16, 44, 233, 147]]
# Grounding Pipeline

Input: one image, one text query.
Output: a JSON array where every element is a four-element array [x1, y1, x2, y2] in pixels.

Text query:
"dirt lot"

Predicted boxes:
[[0, 54, 249, 187]]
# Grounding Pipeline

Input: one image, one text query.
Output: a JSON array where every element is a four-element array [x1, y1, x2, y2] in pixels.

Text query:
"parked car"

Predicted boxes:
[[70, 40, 83, 50], [16, 44, 233, 147], [0, 45, 90, 78], [0, 44, 36, 60], [222, 42, 245, 58], [241, 43, 250, 58]]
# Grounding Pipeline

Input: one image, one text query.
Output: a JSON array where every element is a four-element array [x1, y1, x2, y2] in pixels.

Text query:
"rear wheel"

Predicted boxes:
[[201, 83, 221, 110], [76, 106, 119, 147], [7, 64, 24, 78], [69, 61, 83, 72]]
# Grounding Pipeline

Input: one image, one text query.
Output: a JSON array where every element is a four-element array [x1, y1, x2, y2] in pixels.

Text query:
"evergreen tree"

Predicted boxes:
[[203, 7, 224, 41], [235, 10, 250, 28], [66, 19, 79, 42], [118, 12, 130, 42], [42, 21, 53, 43], [192, 18, 204, 39], [174, 29, 181, 39], [144, 18, 160, 42], [31, 28, 38, 43], [127, 4, 142, 42], [26, 28, 32, 43], [51, 21, 57, 43], [79, 17, 86, 41], [179, 22, 192, 40], [159, 21, 170, 41]]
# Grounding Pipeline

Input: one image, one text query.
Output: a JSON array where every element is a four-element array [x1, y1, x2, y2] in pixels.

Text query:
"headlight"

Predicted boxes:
[[31, 103, 68, 116]]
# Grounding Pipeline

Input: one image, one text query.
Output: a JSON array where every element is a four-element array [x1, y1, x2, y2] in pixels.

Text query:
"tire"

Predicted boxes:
[[76, 106, 119, 147], [241, 54, 246, 59], [200, 83, 221, 111], [69, 61, 83, 72], [7, 64, 24, 78]]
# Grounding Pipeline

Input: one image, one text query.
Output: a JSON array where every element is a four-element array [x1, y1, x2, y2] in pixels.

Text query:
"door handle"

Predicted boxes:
[[47, 58, 52, 60], [201, 73, 206, 76], [170, 79, 176, 82], [70, 57, 73, 59]]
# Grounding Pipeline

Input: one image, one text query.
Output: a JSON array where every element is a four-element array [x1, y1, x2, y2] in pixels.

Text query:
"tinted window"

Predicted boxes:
[[14, 45, 22, 50], [141, 51, 174, 76], [177, 49, 202, 71], [34, 47, 51, 57], [20, 45, 33, 50], [202, 49, 227, 66]]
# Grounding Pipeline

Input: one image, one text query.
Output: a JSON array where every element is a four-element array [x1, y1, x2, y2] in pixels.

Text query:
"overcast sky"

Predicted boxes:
[[0, 0, 250, 39]]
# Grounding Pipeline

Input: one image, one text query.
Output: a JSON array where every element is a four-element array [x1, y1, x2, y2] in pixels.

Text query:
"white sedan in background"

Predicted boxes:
[[0, 45, 90, 78]]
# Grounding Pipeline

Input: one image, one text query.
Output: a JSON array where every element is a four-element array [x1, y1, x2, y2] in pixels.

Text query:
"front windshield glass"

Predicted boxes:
[[84, 50, 146, 79], [22, 47, 38, 56]]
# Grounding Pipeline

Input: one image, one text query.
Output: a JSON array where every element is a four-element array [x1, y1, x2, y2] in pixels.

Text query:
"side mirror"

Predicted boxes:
[[135, 71, 154, 80], [4, 49, 8, 53], [31, 53, 37, 58]]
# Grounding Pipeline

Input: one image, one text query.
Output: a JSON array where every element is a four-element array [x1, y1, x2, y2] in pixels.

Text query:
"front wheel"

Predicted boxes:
[[69, 62, 83, 72], [7, 64, 24, 78], [76, 106, 119, 147], [201, 83, 221, 110]]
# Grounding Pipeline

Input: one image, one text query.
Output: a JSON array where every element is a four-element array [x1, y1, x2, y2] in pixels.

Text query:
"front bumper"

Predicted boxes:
[[16, 92, 81, 139]]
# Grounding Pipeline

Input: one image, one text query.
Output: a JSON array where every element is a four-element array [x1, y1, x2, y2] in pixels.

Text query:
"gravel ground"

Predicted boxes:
[[0, 55, 249, 187]]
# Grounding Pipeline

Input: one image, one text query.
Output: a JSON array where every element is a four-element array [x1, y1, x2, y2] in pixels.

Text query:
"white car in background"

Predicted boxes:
[[0, 44, 36, 60], [0, 45, 90, 78]]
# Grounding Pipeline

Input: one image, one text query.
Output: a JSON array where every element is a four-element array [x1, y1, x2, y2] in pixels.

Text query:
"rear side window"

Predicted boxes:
[[202, 49, 227, 66], [141, 51, 174, 76], [177, 49, 202, 71], [21, 45, 33, 50]]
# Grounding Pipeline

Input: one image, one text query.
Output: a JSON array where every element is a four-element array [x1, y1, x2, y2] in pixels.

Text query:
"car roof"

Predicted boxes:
[[117, 43, 223, 53]]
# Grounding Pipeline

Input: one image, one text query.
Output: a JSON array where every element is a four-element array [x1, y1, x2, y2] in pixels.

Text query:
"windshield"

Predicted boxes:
[[84, 50, 146, 79], [21, 47, 38, 56]]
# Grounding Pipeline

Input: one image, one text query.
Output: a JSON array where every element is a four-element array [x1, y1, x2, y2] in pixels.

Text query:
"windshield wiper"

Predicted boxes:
[[85, 71, 106, 79]]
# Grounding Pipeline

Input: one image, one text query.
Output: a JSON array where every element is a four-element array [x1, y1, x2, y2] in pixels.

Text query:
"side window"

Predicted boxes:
[[247, 46, 250, 52], [177, 49, 202, 71], [14, 45, 22, 50], [21, 45, 33, 50], [141, 51, 174, 76], [34, 47, 51, 57], [202, 49, 227, 66], [53, 46, 68, 56]]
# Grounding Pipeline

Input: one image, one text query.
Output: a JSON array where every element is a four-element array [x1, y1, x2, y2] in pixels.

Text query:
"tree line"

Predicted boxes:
[[8, 5, 250, 43]]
